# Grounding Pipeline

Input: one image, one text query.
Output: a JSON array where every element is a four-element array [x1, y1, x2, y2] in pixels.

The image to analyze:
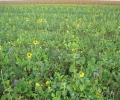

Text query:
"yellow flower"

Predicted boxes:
[[62, 22, 64, 24], [89, 22, 92, 25], [71, 78, 75, 82], [79, 18, 82, 21], [24, 72, 28, 77], [46, 81, 50, 86], [118, 26, 120, 29], [6, 80, 10, 86], [6, 23, 8, 26], [9, 18, 11, 21], [37, 18, 42, 23], [6, 34, 9, 36], [79, 72, 85, 78], [67, 24, 69, 28], [72, 86, 77, 91], [48, 86, 51, 89], [26, 18, 29, 21], [72, 35, 74, 38], [36, 82, 40, 87], [27, 53, 32, 58], [114, 20, 117, 23], [81, 98, 85, 100], [33, 40, 39, 45], [66, 30, 69, 33], [76, 24, 80, 28], [0, 46, 2, 50], [28, 80, 32, 85], [54, 14, 57, 16], [18, 95, 23, 100], [72, 49, 76, 53], [66, 19, 68, 21]]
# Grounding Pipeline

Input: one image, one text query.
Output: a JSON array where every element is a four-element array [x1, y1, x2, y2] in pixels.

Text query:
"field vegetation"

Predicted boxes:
[[0, 4, 120, 100]]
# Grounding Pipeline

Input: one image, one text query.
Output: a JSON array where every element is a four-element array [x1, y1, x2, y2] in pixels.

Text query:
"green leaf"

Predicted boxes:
[[62, 90, 67, 98], [90, 85, 96, 93], [79, 85, 85, 91], [76, 60, 81, 65], [56, 91, 61, 97], [26, 91, 33, 97], [69, 65, 76, 73], [1, 95, 7, 100], [75, 80, 80, 87], [66, 85, 72, 92], [51, 93, 55, 97], [12, 92, 18, 100]]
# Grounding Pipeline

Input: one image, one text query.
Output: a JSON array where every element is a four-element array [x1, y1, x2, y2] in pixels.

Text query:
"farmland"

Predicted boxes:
[[0, 3, 120, 100]]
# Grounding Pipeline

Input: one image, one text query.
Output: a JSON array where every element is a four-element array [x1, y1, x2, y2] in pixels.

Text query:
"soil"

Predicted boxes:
[[0, 0, 120, 5]]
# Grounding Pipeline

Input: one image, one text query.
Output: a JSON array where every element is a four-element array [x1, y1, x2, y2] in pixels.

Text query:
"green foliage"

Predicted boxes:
[[0, 4, 120, 100]]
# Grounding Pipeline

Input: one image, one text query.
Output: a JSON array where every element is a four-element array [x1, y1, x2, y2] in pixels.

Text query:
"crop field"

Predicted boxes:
[[0, 4, 120, 100]]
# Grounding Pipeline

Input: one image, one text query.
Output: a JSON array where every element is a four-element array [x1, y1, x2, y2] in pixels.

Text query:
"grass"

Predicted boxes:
[[0, 4, 120, 100]]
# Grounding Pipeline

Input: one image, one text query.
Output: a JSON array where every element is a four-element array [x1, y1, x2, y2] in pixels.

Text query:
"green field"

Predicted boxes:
[[0, 4, 120, 100]]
